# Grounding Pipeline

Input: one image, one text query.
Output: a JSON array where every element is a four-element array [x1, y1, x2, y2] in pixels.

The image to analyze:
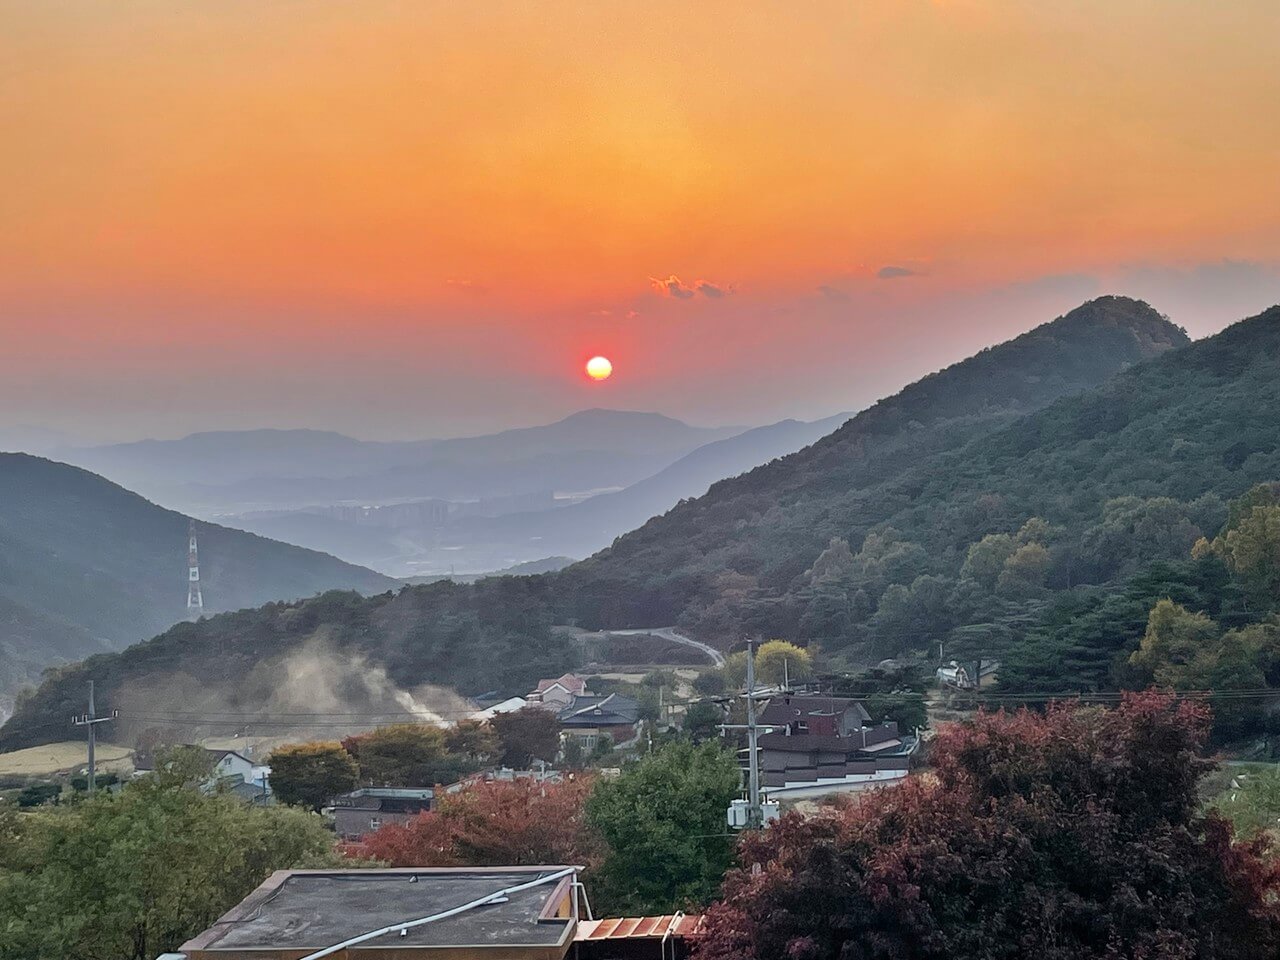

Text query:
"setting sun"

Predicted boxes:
[[586, 356, 613, 381]]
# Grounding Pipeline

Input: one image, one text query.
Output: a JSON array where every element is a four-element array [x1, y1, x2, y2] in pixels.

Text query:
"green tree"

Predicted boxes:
[[490, 707, 561, 769], [1129, 598, 1220, 686], [692, 670, 725, 696], [996, 541, 1051, 599], [0, 775, 339, 960], [267, 741, 359, 810], [444, 718, 499, 764], [723, 640, 813, 689], [755, 640, 813, 686], [961, 533, 1017, 589], [341, 723, 467, 787], [806, 537, 855, 584], [1197, 503, 1280, 610], [683, 700, 725, 743], [585, 741, 740, 914], [16, 784, 59, 808]]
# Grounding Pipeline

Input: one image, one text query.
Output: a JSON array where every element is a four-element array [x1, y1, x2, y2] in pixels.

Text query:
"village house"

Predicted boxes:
[[330, 787, 434, 840], [469, 694, 529, 721], [134, 746, 273, 801], [557, 693, 644, 751], [528, 673, 591, 712], [752, 693, 918, 800], [167, 866, 702, 959]]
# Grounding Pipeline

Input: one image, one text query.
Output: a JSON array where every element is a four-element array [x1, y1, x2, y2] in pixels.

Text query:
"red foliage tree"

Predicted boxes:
[[357, 775, 602, 870], [696, 692, 1280, 960]]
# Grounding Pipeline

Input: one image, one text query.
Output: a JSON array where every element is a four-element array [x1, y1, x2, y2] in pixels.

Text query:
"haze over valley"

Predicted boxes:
[[6, 5, 1280, 955]]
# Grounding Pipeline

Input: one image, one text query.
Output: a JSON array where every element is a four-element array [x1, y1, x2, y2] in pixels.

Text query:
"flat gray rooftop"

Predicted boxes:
[[190, 869, 574, 952]]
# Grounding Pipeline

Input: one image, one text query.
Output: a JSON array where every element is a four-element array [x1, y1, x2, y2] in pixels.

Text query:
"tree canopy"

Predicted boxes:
[[267, 741, 359, 810], [359, 775, 600, 869], [586, 741, 740, 915], [696, 692, 1280, 960], [0, 771, 339, 960], [490, 707, 562, 769]]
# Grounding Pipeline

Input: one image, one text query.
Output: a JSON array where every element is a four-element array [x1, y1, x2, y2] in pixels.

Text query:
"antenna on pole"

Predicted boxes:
[[72, 681, 117, 793]]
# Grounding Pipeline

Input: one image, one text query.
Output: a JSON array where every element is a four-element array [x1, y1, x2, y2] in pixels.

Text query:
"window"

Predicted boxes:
[[796, 721, 808, 733], [369, 818, 382, 831]]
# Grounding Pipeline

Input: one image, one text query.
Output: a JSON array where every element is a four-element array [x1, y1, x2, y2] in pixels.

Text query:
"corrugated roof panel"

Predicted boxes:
[[590, 918, 624, 940], [576, 915, 705, 941]]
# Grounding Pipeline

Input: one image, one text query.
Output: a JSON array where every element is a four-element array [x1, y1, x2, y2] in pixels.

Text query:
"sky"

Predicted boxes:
[[3, 0, 1280, 443]]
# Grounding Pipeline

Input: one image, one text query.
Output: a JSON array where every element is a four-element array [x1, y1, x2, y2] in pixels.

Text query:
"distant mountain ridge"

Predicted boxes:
[[0, 295, 1214, 749], [54, 409, 745, 515], [0, 454, 395, 700], [437, 412, 854, 565]]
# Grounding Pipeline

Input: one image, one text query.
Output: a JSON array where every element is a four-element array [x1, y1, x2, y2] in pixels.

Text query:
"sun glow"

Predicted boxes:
[[586, 356, 613, 380]]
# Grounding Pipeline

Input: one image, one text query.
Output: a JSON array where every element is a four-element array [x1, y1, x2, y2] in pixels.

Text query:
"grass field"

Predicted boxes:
[[0, 741, 133, 778]]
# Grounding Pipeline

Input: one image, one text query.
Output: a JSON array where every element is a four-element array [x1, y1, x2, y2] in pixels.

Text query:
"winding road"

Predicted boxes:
[[606, 627, 726, 668]]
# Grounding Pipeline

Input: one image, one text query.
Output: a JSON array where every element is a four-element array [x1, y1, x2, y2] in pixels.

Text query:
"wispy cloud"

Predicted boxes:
[[817, 284, 850, 302], [649, 275, 732, 299], [445, 278, 488, 294], [650, 275, 696, 299], [876, 265, 919, 280]]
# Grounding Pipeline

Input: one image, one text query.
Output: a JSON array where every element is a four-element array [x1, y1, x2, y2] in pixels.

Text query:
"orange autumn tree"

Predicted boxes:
[[358, 775, 602, 870]]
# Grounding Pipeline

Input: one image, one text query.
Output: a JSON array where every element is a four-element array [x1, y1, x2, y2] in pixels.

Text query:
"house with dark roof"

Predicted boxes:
[[169, 867, 703, 959], [752, 694, 918, 800], [331, 787, 434, 840], [758, 694, 871, 737], [557, 693, 643, 750]]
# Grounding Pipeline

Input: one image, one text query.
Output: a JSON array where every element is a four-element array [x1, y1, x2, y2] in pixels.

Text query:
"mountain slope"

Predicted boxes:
[[0, 455, 396, 697], [57, 410, 746, 515], [561, 296, 1191, 629], [0, 296, 1197, 748], [440, 412, 854, 564]]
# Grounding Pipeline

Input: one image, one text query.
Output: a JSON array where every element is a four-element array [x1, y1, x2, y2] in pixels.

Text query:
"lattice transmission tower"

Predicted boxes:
[[186, 519, 204, 616]]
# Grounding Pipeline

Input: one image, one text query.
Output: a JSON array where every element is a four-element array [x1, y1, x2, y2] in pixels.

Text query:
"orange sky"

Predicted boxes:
[[3, 1, 1280, 439]]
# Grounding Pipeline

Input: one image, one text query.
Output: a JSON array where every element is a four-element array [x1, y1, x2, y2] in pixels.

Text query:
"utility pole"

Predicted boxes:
[[745, 637, 761, 827], [72, 681, 117, 793], [721, 637, 777, 829]]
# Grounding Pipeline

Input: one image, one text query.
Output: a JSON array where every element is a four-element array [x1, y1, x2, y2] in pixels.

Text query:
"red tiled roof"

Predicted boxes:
[[534, 673, 587, 695], [576, 915, 705, 941]]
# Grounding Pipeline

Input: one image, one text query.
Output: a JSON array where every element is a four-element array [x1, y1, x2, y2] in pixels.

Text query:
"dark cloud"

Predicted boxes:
[[696, 281, 727, 298], [818, 284, 850, 302], [877, 265, 919, 280]]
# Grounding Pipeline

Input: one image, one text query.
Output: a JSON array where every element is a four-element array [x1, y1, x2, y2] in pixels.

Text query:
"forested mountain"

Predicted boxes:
[[560, 296, 1192, 635], [0, 455, 395, 700], [566, 302, 1279, 671], [0, 296, 1197, 748], [0, 579, 574, 752]]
